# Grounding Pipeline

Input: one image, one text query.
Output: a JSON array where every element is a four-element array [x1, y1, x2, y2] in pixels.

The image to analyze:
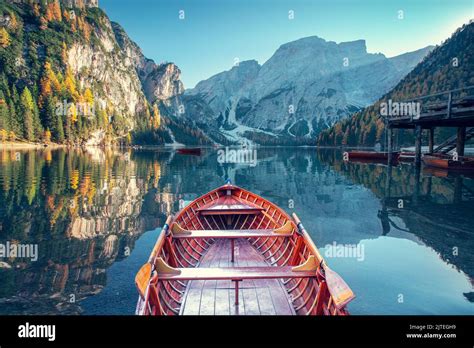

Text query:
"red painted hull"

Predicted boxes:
[[177, 148, 202, 156], [348, 151, 399, 160], [397, 151, 416, 162], [423, 154, 474, 171]]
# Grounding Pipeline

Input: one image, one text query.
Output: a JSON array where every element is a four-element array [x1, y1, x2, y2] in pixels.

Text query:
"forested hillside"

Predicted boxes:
[[0, 0, 204, 146]]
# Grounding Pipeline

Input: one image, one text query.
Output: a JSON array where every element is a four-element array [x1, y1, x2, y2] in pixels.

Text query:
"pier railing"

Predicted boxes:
[[384, 85, 474, 126]]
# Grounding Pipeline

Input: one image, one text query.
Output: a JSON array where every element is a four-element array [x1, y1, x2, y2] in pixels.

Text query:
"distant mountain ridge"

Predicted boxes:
[[175, 36, 433, 145]]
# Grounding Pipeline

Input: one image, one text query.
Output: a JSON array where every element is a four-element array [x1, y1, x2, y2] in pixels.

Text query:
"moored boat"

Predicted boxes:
[[346, 151, 400, 165], [135, 182, 355, 316], [347, 151, 399, 161], [397, 151, 416, 162], [177, 148, 202, 156], [423, 154, 474, 171]]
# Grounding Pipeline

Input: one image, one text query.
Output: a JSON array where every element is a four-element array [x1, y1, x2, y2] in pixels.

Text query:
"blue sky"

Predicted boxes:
[[100, 0, 473, 88]]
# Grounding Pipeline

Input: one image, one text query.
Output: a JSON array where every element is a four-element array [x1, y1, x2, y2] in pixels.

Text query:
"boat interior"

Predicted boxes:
[[135, 184, 354, 316]]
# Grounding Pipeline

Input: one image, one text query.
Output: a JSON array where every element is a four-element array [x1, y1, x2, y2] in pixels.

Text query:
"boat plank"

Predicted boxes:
[[256, 287, 277, 315], [214, 289, 230, 315], [199, 288, 216, 315], [179, 239, 300, 315], [242, 288, 260, 315], [181, 288, 202, 315]]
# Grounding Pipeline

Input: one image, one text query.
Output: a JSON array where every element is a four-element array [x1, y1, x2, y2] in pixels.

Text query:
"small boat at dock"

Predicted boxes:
[[397, 151, 416, 162], [135, 182, 355, 316], [422, 153, 474, 171], [177, 148, 202, 156], [347, 151, 400, 164]]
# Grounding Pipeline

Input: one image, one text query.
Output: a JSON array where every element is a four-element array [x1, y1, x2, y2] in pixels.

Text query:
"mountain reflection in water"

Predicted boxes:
[[0, 147, 472, 315]]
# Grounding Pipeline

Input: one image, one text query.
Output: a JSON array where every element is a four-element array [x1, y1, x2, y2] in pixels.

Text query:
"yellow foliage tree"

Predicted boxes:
[[70, 17, 77, 32], [62, 10, 70, 21], [10, 14, 19, 29], [46, 4, 54, 22], [0, 28, 11, 48], [0, 129, 7, 142], [71, 170, 80, 190], [84, 88, 94, 104], [52, 1, 62, 21], [61, 42, 68, 65], [33, 4, 41, 17], [152, 104, 161, 129], [83, 21, 91, 42], [64, 68, 78, 100], [44, 62, 61, 92], [40, 76, 52, 100], [39, 16, 48, 30], [44, 129, 52, 143], [69, 103, 78, 123]]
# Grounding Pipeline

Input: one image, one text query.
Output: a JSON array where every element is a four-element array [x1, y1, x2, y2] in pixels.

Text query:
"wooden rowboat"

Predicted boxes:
[[135, 182, 355, 316], [423, 154, 474, 171]]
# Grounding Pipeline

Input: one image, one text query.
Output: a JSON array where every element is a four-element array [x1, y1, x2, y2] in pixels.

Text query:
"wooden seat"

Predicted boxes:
[[198, 207, 263, 216], [171, 229, 292, 239], [155, 254, 319, 306], [155, 254, 319, 281], [157, 265, 316, 281], [171, 221, 294, 239], [195, 192, 264, 215]]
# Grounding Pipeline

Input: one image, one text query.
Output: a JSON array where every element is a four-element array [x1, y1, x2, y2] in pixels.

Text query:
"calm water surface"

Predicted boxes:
[[0, 147, 473, 315]]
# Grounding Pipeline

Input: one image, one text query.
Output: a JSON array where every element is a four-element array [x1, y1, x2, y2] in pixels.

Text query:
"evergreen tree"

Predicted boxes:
[[20, 87, 35, 141], [32, 101, 43, 140], [55, 112, 65, 143], [0, 91, 10, 132], [8, 100, 21, 138]]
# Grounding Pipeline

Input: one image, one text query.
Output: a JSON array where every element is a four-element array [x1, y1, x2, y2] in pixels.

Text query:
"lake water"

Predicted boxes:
[[0, 147, 473, 315]]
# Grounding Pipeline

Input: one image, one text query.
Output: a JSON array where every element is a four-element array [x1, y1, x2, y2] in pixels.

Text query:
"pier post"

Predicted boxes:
[[387, 126, 393, 166], [454, 176, 463, 204], [412, 165, 421, 206], [414, 125, 422, 166], [456, 126, 466, 157], [428, 128, 434, 153]]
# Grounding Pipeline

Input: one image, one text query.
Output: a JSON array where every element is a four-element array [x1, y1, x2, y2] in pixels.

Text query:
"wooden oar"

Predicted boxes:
[[135, 216, 173, 299], [292, 213, 355, 309], [135, 263, 152, 299]]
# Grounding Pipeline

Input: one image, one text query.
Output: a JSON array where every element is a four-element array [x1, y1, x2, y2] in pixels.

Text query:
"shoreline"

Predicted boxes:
[[2, 141, 473, 153], [0, 141, 65, 150]]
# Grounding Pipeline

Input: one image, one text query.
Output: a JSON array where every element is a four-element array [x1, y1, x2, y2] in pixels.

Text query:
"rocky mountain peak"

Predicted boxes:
[[111, 22, 184, 103], [143, 62, 184, 102]]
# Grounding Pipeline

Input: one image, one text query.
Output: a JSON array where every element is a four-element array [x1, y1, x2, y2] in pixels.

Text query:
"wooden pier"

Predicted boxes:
[[385, 86, 474, 166]]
